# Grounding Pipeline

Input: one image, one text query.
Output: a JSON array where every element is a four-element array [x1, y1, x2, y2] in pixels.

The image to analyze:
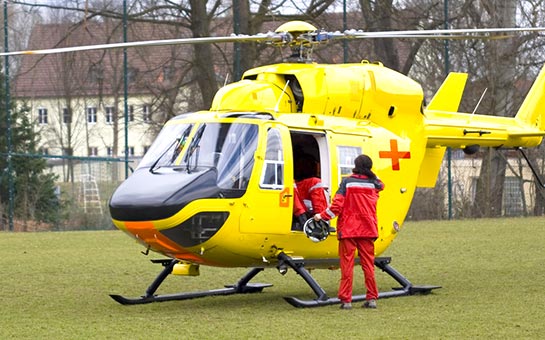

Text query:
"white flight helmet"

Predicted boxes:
[[303, 218, 330, 242]]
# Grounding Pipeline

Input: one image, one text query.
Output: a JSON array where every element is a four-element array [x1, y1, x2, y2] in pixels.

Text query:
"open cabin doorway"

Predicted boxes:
[[290, 131, 330, 230]]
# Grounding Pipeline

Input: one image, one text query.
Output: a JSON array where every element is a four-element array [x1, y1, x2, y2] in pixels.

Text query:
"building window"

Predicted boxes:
[[143, 145, 151, 155], [88, 147, 98, 157], [162, 65, 174, 82], [503, 176, 523, 216], [143, 104, 151, 123], [129, 105, 135, 122], [38, 108, 48, 124], [88, 64, 103, 83], [62, 108, 72, 124], [105, 106, 115, 124], [123, 147, 135, 156], [38, 147, 49, 155], [451, 148, 465, 160], [337, 146, 362, 179], [62, 147, 73, 156], [106, 147, 114, 156], [87, 107, 97, 124], [127, 67, 138, 82]]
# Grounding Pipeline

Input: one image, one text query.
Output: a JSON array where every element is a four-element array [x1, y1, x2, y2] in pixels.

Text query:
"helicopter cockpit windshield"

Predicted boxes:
[[138, 121, 259, 190]]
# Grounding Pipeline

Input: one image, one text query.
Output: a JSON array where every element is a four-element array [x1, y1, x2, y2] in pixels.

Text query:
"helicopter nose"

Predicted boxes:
[[109, 168, 221, 221], [110, 167, 237, 249]]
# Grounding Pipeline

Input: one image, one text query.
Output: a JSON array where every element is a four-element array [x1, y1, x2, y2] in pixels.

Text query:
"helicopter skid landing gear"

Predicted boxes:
[[279, 253, 441, 308], [110, 259, 272, 305]]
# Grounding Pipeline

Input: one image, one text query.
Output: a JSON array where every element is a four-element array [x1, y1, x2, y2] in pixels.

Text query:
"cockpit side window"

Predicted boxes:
[[137, 122, 194, 170], [260, 128, 284, 190], [138, 122, 259, 192]]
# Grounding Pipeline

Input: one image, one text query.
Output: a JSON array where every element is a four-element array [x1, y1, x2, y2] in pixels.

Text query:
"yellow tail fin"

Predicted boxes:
[[515, 65, 545, 131], [426, 72, 468, 111]]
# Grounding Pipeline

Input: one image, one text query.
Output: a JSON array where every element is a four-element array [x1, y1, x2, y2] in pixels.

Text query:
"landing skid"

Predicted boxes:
[[279, 254, 441, 308], [110, 259, 272, 305], [110, 255, 439, 307]]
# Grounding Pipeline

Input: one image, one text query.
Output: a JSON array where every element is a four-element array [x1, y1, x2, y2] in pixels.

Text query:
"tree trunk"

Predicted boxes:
[[473, 0, 516, 217], [190, 0, 219, 109], [359, 0, 399, 70]]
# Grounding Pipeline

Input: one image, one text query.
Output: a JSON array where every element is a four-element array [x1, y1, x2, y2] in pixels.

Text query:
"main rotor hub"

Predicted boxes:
[[275, 21, 321, 62], [275, 21, 317, 36]]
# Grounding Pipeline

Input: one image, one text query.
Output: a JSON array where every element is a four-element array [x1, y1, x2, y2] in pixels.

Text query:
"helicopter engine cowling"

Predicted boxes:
[[211, 77, 295, 112]]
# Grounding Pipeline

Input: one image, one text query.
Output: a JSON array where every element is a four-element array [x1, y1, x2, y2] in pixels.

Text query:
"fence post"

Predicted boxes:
[[3, 1, 14, 231]]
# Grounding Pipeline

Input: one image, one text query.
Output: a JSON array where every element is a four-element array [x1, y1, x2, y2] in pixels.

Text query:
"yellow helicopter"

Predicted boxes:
[[5, 21, 545, 307]]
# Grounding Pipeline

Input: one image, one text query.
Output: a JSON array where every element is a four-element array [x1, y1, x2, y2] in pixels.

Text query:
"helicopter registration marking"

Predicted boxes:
[[379, 139, 411, 171]]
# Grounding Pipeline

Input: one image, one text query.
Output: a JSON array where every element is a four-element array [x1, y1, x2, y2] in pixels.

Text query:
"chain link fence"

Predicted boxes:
[[1, 154, 135, 232], [408, 149, 545, 220]]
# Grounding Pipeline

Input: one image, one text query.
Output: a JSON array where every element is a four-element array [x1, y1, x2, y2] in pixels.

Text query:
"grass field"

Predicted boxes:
[[1, 217, 545, 339]]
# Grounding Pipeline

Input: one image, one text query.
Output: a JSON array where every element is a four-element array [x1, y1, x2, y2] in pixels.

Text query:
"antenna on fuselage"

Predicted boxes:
[[469, 88, 488, 121], [223, 73, 230, 87]]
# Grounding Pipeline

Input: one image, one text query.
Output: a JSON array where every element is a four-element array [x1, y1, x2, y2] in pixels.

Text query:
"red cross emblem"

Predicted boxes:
[[379, 139, 411, 171]]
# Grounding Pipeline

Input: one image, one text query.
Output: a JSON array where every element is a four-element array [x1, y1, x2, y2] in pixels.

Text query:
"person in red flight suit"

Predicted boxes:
[[293, 153, 329, 229], [314, 154, 384, 310], [296, 176, 329, 216]]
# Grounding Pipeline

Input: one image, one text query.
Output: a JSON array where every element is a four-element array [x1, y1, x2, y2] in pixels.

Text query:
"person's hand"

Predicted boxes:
[[313, 213, 322, 221]]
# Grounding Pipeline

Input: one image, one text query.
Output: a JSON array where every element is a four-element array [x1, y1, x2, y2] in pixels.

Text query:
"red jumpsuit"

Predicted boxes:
[[293, 185, 306, 218], [318, 174, 384, 303], [295, 177, 328, 215]]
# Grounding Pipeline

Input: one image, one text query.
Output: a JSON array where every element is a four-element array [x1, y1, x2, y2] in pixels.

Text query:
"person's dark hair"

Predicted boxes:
[[295, 153, 318, 180], [353, 154, 376, 179]]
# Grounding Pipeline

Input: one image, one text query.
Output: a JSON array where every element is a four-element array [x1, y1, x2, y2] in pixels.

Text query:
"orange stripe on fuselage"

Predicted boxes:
[[124, 221, 202, 262]]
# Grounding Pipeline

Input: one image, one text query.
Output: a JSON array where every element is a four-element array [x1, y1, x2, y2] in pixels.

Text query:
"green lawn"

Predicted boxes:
[[1, 217, 544, 339]]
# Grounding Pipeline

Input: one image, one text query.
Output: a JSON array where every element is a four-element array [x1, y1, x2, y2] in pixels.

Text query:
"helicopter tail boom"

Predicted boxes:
[[424, 64, 545, 150]]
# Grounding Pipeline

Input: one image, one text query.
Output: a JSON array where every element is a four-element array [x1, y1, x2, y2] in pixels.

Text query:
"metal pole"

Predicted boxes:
[[123, 0, 129, 178], [3, 0, 14, 231], [343, 0, 347, 63], [233, 0, 241, 80], [444, 0, 452, 220]]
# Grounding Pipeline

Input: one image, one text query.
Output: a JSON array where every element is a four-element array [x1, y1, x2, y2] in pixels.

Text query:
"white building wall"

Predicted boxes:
[[445, 156, 541, 215], [24, 95, 164, 158]]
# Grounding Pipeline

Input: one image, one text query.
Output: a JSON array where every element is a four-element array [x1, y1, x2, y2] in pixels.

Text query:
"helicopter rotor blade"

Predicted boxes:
[[2, 24, 544, 57], [340, 26, 545, 39], [301, 26, 545, 43], [0, 31, 289, 57]]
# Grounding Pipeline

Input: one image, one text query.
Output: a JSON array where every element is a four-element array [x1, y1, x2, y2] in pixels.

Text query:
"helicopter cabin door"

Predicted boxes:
[[239, 123, 294, 234]]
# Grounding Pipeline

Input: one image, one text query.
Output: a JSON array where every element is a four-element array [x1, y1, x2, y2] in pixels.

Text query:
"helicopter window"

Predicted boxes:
[[214, 124, 259, 190], [337, 146, 362, 178], [138, 122, 259, 190], [177, 123, 258, 189], [260, 128, 284, 190], [138, 122, 194, 170], [183, 123, 207, 173]]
